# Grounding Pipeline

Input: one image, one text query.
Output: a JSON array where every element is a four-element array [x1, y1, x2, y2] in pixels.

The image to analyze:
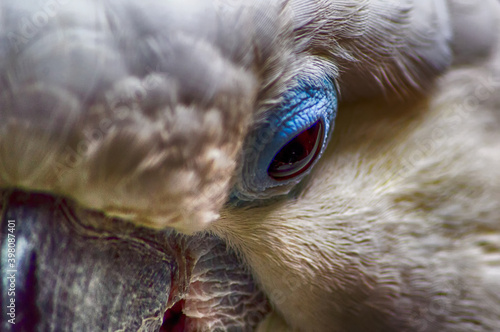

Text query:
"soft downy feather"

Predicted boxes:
[[0, 0, 499, 331]]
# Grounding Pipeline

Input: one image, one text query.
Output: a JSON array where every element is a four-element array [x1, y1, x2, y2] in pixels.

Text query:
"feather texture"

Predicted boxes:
[[1, 0, 499, 330]]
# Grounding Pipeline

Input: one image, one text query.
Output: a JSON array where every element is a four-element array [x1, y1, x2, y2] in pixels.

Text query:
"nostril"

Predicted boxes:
[[160, 300, 186, 332]]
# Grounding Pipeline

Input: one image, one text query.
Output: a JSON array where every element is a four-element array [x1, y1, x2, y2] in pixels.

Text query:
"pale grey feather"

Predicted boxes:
[[0, 0, 499, 331]]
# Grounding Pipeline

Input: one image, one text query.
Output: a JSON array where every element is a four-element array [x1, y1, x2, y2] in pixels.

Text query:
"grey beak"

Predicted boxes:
[[0, 191, 269, 331]]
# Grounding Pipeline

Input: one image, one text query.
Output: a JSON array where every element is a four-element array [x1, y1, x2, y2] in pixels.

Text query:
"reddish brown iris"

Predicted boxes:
[[268, 119, 324, 180]]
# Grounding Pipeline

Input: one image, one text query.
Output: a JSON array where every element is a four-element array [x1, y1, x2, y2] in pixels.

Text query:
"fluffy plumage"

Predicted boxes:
[[1, 0, 499, 331]]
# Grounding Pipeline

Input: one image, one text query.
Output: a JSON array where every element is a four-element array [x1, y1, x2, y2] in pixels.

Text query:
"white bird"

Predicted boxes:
[[0, 0, 499, 331]]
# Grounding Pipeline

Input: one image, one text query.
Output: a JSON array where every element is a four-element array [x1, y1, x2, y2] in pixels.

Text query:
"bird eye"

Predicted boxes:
[[231, 76, 338, 202], [268, 119, 324, 180]]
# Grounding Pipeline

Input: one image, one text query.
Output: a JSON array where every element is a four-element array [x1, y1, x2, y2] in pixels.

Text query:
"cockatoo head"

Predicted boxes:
[[1, 0, 500, 331]]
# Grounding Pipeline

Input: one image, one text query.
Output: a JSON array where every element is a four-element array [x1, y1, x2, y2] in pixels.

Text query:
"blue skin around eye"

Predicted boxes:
[[231, 75, 338, 203]]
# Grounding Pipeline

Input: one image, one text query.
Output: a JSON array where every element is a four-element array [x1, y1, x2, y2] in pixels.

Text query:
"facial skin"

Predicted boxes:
[[1, 0, 500, 331]]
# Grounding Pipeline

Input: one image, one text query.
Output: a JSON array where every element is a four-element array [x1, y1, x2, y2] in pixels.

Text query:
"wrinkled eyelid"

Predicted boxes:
[[230, 75, 338, 204]]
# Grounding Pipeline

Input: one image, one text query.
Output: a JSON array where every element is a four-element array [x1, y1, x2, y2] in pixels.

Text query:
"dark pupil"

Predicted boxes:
[[268, 120, 324, 180]]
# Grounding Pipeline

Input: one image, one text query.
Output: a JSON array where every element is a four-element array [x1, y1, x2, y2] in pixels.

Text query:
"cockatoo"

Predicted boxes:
[[1, 0, 499, 331]]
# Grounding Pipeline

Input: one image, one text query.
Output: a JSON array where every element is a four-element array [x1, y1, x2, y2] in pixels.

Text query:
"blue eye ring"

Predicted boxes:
[[231, 75, 338, 202]]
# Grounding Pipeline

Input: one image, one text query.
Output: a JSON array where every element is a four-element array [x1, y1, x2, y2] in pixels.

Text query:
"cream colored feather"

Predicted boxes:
[[1, 0, 499, 331]]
